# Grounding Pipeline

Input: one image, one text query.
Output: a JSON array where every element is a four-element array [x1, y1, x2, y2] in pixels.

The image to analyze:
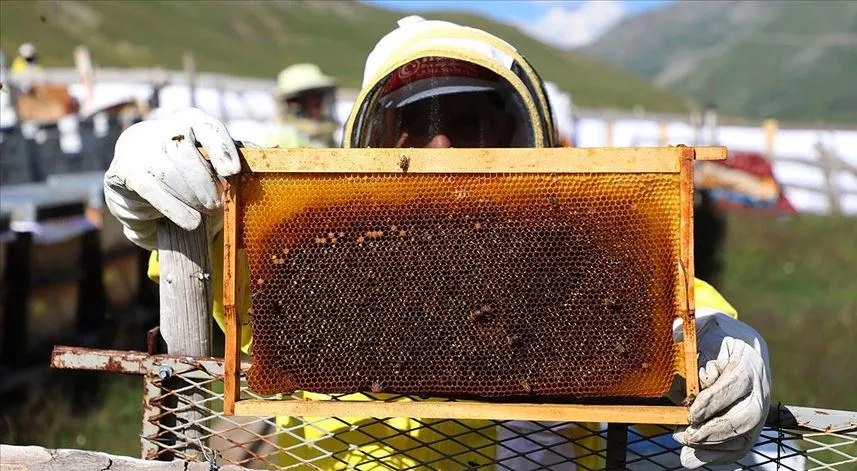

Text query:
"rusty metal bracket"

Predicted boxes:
[[51, 345, 250, 376], [52, 345, 252, 461], [147, 326, 162, 355], [767, 404, 857, 434]]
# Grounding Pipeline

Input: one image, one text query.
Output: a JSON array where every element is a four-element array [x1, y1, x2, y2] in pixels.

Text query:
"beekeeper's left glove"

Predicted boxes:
[[103, 107, 241, 250], [673, 310, 772, 469]]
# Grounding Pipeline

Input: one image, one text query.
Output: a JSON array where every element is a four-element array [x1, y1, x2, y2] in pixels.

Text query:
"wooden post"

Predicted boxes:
[[157, 218, 212, 458], [157, 219, 212, 356], [0, 212, 8, 360], [763, 119, 778, 158], [75, 227, 106, 336], [218, 82, 228, 122], [605, 119, 614, 147], [689, 110, 702, 146], [658, 121, 668, 146], [1, 231, 30, 367], [816, 141, 843, 216], [605, 423, 629, 470], [703, 106, 718, 145], [74, 45, 94, 112], [183, 52, 196, 109]]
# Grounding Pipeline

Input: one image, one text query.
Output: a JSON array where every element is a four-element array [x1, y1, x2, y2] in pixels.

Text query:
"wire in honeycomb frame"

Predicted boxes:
[[221, 146, 728, 424]]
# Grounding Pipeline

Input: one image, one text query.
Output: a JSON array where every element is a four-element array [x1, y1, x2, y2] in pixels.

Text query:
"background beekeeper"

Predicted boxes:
[[103, 15, 772, 470], [10, 43, 42, 75], [267, 62, 339, 148], [8, 42, 45, 93]]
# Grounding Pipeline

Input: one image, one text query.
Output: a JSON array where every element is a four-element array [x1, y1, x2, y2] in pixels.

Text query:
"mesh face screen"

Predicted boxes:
[[239, 173, 683, 399]]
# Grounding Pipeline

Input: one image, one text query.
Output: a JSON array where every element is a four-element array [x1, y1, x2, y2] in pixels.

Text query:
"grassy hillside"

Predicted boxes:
[[3, 213, 855, 459], [0, 0, 690, 112], [583, 1, 857, 123]]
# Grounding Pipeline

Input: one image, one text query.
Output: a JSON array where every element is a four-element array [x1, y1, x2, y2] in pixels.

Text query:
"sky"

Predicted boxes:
[[363, 0, 671, 49]]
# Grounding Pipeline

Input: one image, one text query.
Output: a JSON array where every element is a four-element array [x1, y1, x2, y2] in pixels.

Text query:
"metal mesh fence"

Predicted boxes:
[[120, 352, 856, 471]]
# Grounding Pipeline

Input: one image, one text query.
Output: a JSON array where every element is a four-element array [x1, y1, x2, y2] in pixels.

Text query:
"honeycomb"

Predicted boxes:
[[239, 173, 683, 400]]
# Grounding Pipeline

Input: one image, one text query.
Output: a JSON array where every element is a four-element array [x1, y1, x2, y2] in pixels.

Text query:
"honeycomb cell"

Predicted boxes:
[[238, 173, 684, 400]]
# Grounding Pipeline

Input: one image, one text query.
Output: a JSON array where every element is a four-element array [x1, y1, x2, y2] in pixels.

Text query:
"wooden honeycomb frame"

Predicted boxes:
[[222, 146, 727, 424]]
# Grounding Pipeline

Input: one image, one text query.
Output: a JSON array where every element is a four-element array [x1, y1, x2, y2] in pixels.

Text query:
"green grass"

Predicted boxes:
[[2, 212, 855, 464], [719, 213, 857, 410], [0, 371, 142, 457], [0, 0, 691, 112]]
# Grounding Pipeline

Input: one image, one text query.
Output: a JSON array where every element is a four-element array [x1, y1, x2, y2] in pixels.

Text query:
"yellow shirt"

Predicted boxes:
[[10, 57, 44, 75]]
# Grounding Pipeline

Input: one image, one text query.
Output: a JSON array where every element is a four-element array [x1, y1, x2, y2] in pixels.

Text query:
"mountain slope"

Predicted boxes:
[[0, 0, 690, 112], [583, 0, 857, 123]]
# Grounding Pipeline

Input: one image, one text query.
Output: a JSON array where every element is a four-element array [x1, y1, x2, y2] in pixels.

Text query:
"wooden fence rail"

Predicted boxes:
[[0, 444, 253, 471], [593, 115, 856, 215]]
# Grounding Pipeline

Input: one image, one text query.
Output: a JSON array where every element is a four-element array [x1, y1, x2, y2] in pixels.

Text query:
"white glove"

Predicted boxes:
[[673, 309, 772, 469], [103, 108, 241, 250]]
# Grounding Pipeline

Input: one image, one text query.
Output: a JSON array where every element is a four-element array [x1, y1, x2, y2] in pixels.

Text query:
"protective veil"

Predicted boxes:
[[344, 15, 557, 149]]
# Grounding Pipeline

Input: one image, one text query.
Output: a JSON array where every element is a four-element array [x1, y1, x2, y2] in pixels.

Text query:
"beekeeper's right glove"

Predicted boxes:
[[103, 108, 242, 251], [673, 310, 772, 469]]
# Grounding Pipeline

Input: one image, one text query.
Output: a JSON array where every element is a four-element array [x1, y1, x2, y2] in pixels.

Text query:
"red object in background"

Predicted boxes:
[[697, 151, 797, 215], [65, 95, 81, 115]]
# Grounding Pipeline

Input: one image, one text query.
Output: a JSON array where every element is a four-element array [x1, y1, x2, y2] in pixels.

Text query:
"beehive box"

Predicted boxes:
[[16, 84, 76, 123], [223, 146, 726, 424]]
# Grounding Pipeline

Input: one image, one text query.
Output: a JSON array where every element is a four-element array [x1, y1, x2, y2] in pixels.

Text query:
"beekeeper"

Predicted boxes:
[[104, 15, 772, 470], [10, 43, 42, 74], [266, 62, 340, 148], [9, 42, 45, 92]]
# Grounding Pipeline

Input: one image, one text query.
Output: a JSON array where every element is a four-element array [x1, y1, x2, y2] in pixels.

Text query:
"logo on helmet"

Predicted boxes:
[[380, 57, 495, 97]]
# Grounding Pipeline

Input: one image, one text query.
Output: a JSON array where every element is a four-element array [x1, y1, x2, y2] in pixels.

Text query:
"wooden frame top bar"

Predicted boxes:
[[239, 146, 726, 174]]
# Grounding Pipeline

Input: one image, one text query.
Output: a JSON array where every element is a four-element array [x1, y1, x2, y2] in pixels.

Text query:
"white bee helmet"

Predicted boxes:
[[344, 16, 557, 149]]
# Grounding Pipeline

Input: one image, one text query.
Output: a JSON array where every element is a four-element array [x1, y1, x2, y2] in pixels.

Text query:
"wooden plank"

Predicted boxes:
[[605, 120, 614, 147], [763, 119, 778, 157], [156, 219, 213, 459], [157, 219, 212, 356], [237, 147, 730, 174], [692, 146, 727, 161], [781, 182, 857, 196], [679, 149, 700, 400], [759, 153, 856, 179], [832, 154, 857, 177], [222, 177, 241, 415], [233, 399, 690, 425], [0, 444, 254, 471]]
